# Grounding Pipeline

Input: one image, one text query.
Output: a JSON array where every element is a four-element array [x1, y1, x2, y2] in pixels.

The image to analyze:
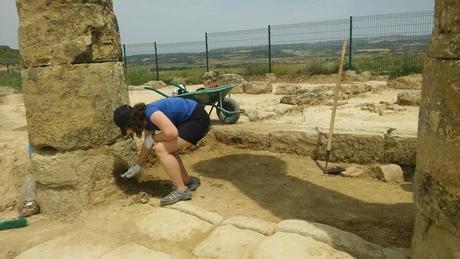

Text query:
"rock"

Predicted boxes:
[[137, 208, 214, 242], [201, 71, 221, 87], [17, 0, 121, 68], [100, 244, 174, 259], [31, 140, 136, 216], [428, 1, 460, 59], [169, 202, 223, 225], [244, 104, 299, 122], [341, 83, 372, 95], [370, 164, 404, 183], [244, 81, 272, 94], [15, 230, 121, 259], [252, 232, 354, 259], [344, 70, 358, 77], [276, 219, 384, 258], [274, 84, 300, 95], [280, 95, 299, 105], [382, 247, 411, 259], [412, 55, 460, 258], [341, 165, 368, 178], [145, 80, 167, 89], [384, 135, 417, 167], [396, 91, 421, 106], [360, 71, 372, 81], [193, 225, 265, 259], [222, 216, 276, 235], [220, 74, 247, 94], [387, 75, 422, 90], [22, 62, 128, 151], [265, 73, 276, 83]]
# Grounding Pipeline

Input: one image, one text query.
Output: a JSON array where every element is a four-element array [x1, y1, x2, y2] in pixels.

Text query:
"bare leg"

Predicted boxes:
[[174, 153, 190, 183], [154, 137, 191, 189]]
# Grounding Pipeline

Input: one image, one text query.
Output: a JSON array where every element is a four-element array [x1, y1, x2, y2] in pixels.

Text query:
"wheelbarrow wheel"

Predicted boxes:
[[217, 98, 240, 124]]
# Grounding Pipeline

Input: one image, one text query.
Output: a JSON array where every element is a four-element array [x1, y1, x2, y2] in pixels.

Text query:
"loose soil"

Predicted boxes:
[[0, 76, 418, 253]]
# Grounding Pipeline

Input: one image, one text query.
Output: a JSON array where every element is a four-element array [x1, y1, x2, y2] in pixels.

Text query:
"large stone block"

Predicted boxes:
[[32, 140, 137, 216], [428, 0, 460, 58], [412, 47, 460, 256], [17, 0, 122, 68], [411, 211, 460, 259], [416, 58, 460, 192], [22, 62, 128, 151]]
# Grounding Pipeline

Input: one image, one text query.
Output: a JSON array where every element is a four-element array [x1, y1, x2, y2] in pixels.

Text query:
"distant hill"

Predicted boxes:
[[125, 34, 431, 69], [0, 46, 19, 64]]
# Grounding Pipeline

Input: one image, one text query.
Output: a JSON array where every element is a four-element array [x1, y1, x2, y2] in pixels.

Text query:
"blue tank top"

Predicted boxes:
[[144, 98, 197, 131]]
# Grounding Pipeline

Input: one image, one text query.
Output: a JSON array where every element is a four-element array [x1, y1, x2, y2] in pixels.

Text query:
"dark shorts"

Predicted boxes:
[[178, 104, 210, 145]]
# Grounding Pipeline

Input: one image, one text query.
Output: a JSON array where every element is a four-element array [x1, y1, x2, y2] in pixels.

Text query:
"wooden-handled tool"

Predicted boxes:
[[324, 41, 347, 174]]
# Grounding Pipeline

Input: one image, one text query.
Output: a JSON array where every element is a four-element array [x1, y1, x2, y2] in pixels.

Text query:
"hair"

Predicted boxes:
[[126, 103, 146, 138]]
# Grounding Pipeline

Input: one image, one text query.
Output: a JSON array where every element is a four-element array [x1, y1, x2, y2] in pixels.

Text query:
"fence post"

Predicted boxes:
[[268, 25, 272, 73], [205, 32, 209, 72], [348, 16, 353, 69], [122, 44, 128, 76], [154, 41, 159, 81]]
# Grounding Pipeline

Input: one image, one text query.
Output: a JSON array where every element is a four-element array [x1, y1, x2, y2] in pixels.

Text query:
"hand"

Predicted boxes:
[[121, 164, 142, 178]]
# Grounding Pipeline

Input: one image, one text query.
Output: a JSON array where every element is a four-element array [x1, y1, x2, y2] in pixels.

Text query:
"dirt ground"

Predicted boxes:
[[0, 76, 418, 253]]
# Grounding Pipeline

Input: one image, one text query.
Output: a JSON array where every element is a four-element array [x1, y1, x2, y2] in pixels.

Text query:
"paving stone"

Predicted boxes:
[[136, 208, 213, 242], [14, 230, 121, 259], [100, 244, 174, 259], [193, 225, 265, 259], [169, 202, 223, 225], [276, 219, 385, 258], [222, 216, 276, 235], [252, 232, 354, 259]]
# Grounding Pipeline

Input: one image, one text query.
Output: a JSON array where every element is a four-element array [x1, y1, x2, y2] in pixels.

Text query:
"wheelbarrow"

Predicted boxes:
[[145, 82, 245, 124]]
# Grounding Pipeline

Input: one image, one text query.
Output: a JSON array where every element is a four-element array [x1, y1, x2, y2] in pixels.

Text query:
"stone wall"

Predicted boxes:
[[411, 0, 460, 258], [17, 0, 134, 215]]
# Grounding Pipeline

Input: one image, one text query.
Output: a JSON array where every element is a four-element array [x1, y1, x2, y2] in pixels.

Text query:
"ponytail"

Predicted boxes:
[[127, 103, 146, 138]]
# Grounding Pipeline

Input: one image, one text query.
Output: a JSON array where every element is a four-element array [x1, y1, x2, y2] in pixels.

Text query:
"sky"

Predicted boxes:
[[0, 0, 434, 49]]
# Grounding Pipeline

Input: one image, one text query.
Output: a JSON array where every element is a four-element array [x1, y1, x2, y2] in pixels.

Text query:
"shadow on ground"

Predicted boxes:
[[193, 153, 414, 248]]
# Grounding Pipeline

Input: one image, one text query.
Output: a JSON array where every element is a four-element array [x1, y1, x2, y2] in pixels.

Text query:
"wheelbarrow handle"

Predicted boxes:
[[169, 81, 188, 93]]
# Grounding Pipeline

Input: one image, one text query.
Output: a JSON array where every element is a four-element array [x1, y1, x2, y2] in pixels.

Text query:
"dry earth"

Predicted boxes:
[[0, 75, 419, 257]]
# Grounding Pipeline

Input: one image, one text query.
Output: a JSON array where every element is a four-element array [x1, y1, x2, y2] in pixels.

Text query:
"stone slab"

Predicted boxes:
[[100, 244, 174, 259], [222, 216, 276, 235], [136, 208, 214, 242], [252, 232, 354, 259], [193, 225, 264, 259], [14, 229, 121, 259], [276, 219, 384, 258]]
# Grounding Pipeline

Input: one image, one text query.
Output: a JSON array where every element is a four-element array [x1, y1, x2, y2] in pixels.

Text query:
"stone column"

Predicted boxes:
[[411, 1, 460, 258], [17, 0, 136, 215]]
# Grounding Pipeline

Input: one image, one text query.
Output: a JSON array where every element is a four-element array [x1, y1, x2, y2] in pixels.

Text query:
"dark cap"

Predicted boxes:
[[113, 105, 133, 136]]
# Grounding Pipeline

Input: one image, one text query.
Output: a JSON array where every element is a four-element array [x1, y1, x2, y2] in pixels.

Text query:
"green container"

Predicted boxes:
[[0, 217, 28, 231]]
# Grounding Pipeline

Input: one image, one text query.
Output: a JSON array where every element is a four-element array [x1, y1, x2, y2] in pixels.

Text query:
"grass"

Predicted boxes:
[[352, 53, 425, 76], [0, 71, 22, 92], [126, 53, 425, 85]]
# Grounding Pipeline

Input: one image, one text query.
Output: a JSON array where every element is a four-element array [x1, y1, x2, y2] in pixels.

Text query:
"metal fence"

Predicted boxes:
[[123, 10, 434, 83]]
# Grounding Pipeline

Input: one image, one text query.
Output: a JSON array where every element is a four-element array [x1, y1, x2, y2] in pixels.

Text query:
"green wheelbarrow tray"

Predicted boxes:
[[145, 83, 245, 124]]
